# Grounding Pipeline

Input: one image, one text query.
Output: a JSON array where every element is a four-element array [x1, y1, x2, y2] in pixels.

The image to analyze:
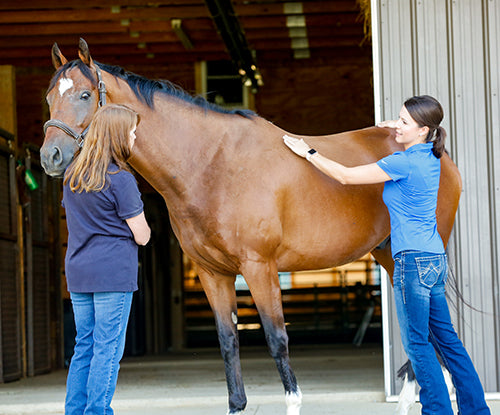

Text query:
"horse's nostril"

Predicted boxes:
[[52, 146, 63, 167]]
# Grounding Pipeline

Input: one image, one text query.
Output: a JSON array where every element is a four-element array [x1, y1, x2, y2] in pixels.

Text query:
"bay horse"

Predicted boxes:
[[40, 39, 462, 415]]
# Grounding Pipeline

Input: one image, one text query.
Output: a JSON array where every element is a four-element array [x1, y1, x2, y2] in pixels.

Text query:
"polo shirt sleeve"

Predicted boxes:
[[110, 170, 144, 220], [376, 151, 410, 181]]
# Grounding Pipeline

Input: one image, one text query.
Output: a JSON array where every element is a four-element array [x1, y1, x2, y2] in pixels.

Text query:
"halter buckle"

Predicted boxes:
[[75, 135, 84, 148]]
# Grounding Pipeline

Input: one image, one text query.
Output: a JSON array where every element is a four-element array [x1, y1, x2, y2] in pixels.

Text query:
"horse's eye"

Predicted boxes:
[[80, 91, 91, 101]]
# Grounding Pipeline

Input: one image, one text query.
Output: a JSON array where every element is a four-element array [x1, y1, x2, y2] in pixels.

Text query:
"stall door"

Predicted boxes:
[[0, 145, 22, 382]]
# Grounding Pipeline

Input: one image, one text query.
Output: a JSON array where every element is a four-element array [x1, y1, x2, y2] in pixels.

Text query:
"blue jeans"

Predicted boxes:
[[393, 251, 490, 415], [66, 292, 133, 415]]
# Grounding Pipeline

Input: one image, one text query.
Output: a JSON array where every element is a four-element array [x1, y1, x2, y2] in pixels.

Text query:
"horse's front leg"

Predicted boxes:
[[242, 259, 302, 415], [197, 268, 246, 415]]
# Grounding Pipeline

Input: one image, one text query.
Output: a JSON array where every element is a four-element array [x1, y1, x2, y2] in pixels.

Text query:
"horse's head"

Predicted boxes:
[[40, 39, 106, 177]]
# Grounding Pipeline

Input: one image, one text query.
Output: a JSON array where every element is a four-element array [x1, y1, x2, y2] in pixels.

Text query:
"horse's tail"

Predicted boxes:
[[397, 359, 415, 381], [445, 247, 484, 314]]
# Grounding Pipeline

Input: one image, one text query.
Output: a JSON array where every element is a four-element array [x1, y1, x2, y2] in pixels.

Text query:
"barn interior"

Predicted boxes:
[[0, 0, 382, 383]]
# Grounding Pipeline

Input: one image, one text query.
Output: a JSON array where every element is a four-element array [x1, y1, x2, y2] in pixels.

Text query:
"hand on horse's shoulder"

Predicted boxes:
[[283, 135, 310, 158]]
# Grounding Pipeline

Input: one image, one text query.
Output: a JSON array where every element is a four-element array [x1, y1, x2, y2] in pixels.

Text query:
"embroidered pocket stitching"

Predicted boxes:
[[415, 255, 442, 288]]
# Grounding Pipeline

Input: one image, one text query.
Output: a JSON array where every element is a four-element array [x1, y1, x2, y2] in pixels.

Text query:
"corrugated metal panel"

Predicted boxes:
[[372, 0, 500, 397], [486, 0, 500, 391], [450, 0, 498, 391]]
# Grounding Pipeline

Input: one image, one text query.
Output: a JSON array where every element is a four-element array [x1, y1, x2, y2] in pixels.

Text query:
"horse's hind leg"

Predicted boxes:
[[242, 260, 302, 415], [197, 268, 246, 414]]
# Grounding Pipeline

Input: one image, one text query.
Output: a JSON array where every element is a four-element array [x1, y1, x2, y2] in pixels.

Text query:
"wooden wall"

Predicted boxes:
[[256, 53, 374, 135]]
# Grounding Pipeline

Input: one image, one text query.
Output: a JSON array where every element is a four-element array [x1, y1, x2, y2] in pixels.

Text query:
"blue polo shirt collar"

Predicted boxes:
[[407, 142, 433, 153]]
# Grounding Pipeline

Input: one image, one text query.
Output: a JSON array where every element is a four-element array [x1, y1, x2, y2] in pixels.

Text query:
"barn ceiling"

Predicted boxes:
[[0, 0, 370, 73]]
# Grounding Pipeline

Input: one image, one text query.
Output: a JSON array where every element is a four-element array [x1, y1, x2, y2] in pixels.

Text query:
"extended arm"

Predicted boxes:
[[126, 211, 151, 246], [309, 154, 391, 185], [283, 135, 391, 185]]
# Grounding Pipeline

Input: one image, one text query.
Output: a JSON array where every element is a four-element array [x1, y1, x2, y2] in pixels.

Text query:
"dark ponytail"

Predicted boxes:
[[432, 126, 447, 158], [404, 95, 446, 158]]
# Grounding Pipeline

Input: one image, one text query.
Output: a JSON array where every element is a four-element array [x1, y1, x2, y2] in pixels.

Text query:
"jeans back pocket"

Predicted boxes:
[[415, 255, 444, 288]]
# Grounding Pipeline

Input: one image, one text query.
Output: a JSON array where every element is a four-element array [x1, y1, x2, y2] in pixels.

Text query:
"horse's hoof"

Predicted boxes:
[[286, 387, 302, 415], [395, 375, 416, 415]]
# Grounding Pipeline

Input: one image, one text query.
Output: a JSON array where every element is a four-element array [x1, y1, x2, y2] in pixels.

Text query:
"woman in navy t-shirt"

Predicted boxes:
[[283, 95, 490, 415], [62, 104, 150, 415]]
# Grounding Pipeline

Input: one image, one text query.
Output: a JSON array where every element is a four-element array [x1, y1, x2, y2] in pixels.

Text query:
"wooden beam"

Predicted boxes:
[[0, 33, 222, 53], [240, 14, 359, 29], [249, 37, 365, 50], [245, 26, 365, 41], [0, 40, 228, 60], [257, 45, 372, 62], [0, 50, 231, 68], [129, 17, 215, 32], [2, 22, 128, 36], [234, 1, 360, 15], [0, 5, 210, 24], [0, 0, 206, 10], [0, 33, 178, 49]]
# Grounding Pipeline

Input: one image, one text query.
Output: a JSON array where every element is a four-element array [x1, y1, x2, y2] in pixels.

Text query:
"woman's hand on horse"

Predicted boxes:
[[283, 135, 310, 158], [377, 120, 397, 128]]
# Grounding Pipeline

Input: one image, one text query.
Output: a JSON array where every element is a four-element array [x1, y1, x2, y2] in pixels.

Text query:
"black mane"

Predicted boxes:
[[48, 59, 256, 119]]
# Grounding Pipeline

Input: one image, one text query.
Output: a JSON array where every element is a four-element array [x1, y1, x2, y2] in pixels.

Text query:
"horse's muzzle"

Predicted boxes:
[[40, 145, 67, 177]]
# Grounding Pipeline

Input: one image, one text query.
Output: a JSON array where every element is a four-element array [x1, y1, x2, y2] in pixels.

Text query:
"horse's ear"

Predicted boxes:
[[51, 43, 68, 69], [78, 38, 93, 67]]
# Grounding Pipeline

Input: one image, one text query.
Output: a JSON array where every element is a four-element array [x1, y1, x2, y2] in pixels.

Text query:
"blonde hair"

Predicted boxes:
[[64, 104, 139, 192]]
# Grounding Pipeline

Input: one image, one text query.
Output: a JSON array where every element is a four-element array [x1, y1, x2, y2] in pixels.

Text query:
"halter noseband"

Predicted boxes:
[[43, 65, 107, 148]]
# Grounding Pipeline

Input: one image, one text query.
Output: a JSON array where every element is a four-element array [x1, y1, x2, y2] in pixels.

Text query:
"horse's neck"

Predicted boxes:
[[120, 93, 231, 203]]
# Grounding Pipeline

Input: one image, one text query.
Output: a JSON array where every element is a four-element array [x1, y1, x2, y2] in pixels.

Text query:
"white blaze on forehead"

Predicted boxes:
[[58, 78, 74, 97]]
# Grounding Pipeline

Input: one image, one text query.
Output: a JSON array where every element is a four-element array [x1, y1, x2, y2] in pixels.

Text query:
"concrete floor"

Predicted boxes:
[[0, 344, 498, 414]]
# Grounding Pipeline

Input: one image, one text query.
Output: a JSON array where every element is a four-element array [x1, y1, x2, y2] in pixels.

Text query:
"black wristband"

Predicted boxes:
[[306, 148, 317, 161]]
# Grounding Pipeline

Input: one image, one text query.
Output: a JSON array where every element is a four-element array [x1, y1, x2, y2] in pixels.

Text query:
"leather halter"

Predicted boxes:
[[43, 65, 107, 148]]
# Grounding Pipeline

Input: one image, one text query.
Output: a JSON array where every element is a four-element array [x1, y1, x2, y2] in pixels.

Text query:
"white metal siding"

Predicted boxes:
[[372, 0, 500, 397]]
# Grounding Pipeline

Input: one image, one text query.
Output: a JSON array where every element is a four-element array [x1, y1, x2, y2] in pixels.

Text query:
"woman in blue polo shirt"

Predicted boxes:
[[62, 104, 151, 415], [283, 95, 490, 415]]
